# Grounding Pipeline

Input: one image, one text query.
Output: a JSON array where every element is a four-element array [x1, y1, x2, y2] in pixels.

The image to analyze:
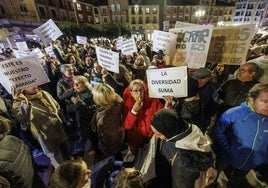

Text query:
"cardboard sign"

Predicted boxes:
[[96, 46, 119, 73], [152, 30, 177, 55], [207, 24, 255, 65], [121, 36, 137, 55], [146, 66, 188, 98], [0, 55, 50, 93], [33, 19, 63, 46], [169, 25, 214, 68], [76, 35, 87, 45]]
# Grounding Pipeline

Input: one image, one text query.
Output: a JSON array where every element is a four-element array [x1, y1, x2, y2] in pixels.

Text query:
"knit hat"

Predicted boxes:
[[193, 68, 211, 79], [151, 109, 187, 139]]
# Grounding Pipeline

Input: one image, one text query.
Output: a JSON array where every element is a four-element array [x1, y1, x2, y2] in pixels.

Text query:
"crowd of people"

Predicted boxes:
[[0, 31, 268, 188]]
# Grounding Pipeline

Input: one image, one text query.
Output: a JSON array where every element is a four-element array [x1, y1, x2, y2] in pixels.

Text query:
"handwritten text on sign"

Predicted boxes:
[[33, 19, 63, 46], [0, 56, 50, 93], [169, 25, 213, 68], [121, 36, 138, 55], [152, 30, 177, 55], [96, 46, 119, 73], [207, 24, 255, 65], [146, 66, 188, 98]]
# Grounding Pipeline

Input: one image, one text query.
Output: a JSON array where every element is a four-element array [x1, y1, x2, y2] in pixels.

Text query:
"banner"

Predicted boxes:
[[76, 35, 87, 45], [33, 19, 63, 46], [121, 36, 137, 55], [96, 46, 119, 73], [0, 55, 50, 93], [146, 66, 188, 98], [169, 25, 214, 68], [152, 30, 177, 55], [207, 24, 255, 65]]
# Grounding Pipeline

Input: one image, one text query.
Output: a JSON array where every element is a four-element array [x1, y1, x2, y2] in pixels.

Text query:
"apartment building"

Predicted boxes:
[[233, 0, 266, 26]]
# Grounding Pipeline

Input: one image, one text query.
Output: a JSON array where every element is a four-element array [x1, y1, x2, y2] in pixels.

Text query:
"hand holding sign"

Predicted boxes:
[[11, 87, 28, 105]]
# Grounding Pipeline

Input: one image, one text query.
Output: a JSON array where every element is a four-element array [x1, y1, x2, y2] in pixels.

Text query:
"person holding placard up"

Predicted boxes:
[[122, 79, 173, 156]]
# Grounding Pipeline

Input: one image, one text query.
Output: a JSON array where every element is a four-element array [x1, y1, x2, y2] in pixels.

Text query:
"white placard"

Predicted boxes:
[[76, 35, 88, 45], [116, 36, 123, 50], [163, 21, 169, 31], [146, 66, 188, 98], [33, 19, 63, 46], [0, 56, 50, 93], [32, 48, 44, 59], [96, 46, 119, 73], [152, 30, 177, 55], [44, 45, 56, 58], [15, 41, 28, 51], [169, 25, 214, 68], [12, 50, 32, 58], [121, 36, 138, 55], [174, 21, 198, 28]]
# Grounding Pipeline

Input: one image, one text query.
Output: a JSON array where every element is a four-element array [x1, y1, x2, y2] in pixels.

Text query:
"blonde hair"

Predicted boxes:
[[128, 79, 145, 91], [73, 75, 92, 89], [112, 168, 144, 188], [92, 83, 123, 107]]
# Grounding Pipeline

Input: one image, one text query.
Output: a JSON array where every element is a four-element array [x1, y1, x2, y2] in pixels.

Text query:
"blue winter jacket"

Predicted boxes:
[[213, 102, 268, 171]]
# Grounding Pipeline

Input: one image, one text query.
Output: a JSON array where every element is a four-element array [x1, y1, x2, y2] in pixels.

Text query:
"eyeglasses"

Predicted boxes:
[[238, 68, 252, 73]]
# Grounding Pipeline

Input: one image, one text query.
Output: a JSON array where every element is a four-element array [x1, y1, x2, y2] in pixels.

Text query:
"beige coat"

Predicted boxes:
[[12, 90, 68, 154]]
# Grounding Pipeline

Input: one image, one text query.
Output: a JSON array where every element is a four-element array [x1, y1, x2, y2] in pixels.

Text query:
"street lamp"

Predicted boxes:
[[73, 0, 79, 25]]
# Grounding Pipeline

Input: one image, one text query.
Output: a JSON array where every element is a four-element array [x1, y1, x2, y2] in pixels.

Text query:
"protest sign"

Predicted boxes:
[[207, 24, 255, 65], [0, 55, 50, 93], [15, 41, 29, 51], [116, 36, 123, 50], [174, 21, 198, 28], [33, 19, 63, 46], [163, 21, 170, 31], [32, 48, 44, 59], [12, 50, 32, 58], [121, 36, 138, 55], [76, 36, 87, 45], [169, 25, 214, 68], [44, 45, 56, 58], [152, 30, 177, 55], [96, 46, 119, 73], [146, 66, 188, 98]]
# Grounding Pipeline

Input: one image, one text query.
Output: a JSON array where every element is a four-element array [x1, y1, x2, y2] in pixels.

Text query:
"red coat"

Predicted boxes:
[[123, 87, 163, 154]]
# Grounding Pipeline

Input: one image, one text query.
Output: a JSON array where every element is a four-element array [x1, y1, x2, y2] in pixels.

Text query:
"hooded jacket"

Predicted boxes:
[[157, 124, 214, 188], [213, 102, 268, 171]]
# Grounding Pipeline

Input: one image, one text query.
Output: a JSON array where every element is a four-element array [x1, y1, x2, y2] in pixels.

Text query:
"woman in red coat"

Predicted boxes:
[[123, 79, 172, 155]]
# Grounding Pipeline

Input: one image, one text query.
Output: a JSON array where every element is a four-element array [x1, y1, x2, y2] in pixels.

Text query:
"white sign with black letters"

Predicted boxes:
[[0, 55, 50, 93], [33, 19, 63, 46], [96, 46, 119, 73], [146, 66, 188, 98]]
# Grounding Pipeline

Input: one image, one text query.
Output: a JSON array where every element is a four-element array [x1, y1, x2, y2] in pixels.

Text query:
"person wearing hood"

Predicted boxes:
[[213, 83, 268, 187], [151, 109, 214, 188]]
